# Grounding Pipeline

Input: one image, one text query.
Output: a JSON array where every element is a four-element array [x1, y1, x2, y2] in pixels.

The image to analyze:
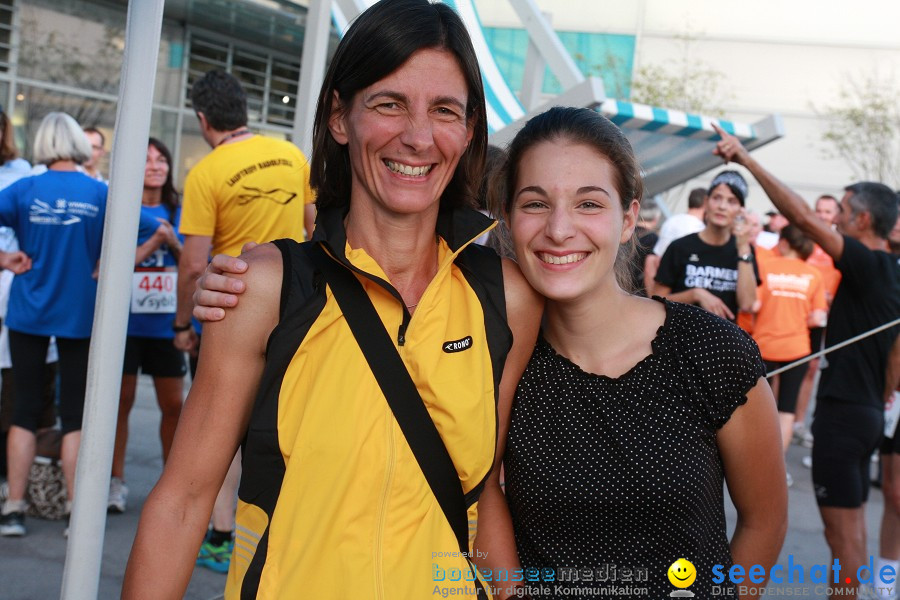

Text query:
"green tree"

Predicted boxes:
[[629, 32, 732, 117], [576, 51, 630, 99], [816, 72, 900, 188], [16, 13, 123, 156]]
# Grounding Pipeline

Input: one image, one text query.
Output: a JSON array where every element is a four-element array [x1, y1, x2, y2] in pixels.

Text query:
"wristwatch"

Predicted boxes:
[[738, 253, 753, 263], [172, 321, 192, 332]]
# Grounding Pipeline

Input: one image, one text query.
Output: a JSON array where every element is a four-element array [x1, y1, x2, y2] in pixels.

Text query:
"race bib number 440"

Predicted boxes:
[[132, 271, 177, 314]]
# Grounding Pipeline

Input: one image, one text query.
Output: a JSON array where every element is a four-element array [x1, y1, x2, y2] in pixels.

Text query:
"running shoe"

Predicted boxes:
[[786, 472, 793, 487], [0, 511, 26, 537], [792, 423, 813, 448], [107, 477, 128, 514], [196, 536, 234, 573]]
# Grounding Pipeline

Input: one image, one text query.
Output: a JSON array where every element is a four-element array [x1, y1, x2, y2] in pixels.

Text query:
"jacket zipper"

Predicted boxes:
[[322, 236, 483, 348], [374, 411, 395, 599]]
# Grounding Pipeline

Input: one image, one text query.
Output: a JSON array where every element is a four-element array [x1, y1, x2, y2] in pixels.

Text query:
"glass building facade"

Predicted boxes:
[[483, 26, 635, 99], [0, 0, 338, 185]]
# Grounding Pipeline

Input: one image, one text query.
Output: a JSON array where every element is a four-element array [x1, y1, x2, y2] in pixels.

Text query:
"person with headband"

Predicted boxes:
[[653, 170, 760, 322]]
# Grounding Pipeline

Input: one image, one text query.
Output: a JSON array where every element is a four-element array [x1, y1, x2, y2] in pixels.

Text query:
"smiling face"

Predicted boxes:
[[667, 558, 697, 588], [328, 48, 473, 219], [144, 143, 169, 191], [704, 183, 742, 229], [816, 196, 840, 225], [509, 139, 638, 304]]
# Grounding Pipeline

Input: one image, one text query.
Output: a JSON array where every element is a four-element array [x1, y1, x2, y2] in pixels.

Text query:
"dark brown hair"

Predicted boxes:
[[147, 137, 180, 223], [190, 70, 248, 131], [687, 187, 707, 209], [0, 111, 19, 164], [779, 224, 814, 260], [310, 0, 486, 210]]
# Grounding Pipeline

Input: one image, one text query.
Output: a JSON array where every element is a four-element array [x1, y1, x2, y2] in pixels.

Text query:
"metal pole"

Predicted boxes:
[[292, 0, 333, 156], [60, 1, 164, 599], [508, 0, 584, 90], [519, 10, 551, 111]]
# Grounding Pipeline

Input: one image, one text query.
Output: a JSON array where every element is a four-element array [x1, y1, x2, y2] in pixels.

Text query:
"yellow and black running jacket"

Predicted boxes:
[[225, 206, 513, 599]]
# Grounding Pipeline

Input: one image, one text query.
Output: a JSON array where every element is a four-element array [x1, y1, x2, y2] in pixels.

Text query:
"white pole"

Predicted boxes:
[[292, 0, 333, 156], [508, 0, 584, 89], [60, 1, 164, 599], [519, 11, 550, 111]]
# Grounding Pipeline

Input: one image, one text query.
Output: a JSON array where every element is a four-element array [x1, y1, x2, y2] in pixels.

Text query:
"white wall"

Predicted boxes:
[[476, 0, 900, 213]]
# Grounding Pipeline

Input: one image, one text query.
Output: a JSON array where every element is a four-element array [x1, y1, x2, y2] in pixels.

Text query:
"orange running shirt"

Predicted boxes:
[[753, 255, 827, 361], [806, 243, 841, 302]]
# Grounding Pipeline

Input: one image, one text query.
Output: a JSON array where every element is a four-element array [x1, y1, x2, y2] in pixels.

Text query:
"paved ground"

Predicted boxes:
[[0, 375, 891, 599]]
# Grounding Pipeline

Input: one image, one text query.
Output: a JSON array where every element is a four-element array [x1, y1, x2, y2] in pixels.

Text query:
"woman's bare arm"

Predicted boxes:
[[122, 243, 282, 599], [718, 378, 788, 599], [473, 259, 542, 600]]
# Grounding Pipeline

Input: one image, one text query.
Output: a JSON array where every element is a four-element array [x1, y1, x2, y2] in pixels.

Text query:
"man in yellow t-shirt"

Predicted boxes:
[[175, 70, 314, 351], [173, 69, 314, 575]]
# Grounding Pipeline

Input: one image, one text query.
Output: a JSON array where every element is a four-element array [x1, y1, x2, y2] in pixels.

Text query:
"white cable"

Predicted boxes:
[[765, 317, 900, 378]]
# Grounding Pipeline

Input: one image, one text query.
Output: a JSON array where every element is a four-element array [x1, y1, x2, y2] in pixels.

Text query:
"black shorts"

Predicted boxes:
[[764, 359, 808, 414], [811, 399, 883, 507], [882, 434, 900, 455], [809, 327, 825, 353], [123, 336, 187, 378], [9, 332, 90, 435]]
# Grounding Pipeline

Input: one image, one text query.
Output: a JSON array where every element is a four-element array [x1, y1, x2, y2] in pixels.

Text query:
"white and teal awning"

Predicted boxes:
[[599, 100, 783, 196]]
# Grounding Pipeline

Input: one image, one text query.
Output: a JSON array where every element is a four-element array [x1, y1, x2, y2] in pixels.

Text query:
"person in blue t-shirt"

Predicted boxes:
[[0, 104, 56, 483], [0, 113, 167, 538], [109, 138, 185, 514]]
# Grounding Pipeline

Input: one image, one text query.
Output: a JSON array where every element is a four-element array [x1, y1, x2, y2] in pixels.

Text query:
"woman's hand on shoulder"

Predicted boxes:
[[202, 242, 282, 354], [192, 241, 260, 322]]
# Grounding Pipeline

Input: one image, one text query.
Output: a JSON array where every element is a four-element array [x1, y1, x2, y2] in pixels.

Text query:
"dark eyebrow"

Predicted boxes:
[[365, 91, 408, 105], [433, 95, 467, 114], [515, 185, 546, 199], [515, 185, 612, 199], [365, 91, 467, 114], [577, 186, 611, 197]]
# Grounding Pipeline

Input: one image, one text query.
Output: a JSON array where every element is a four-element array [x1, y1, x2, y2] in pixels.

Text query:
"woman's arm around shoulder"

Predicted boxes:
[[191, 244, 262, 321], [473, 259, 542, 599], [718, 377, 787, 599], [122, 243, 283, 599]]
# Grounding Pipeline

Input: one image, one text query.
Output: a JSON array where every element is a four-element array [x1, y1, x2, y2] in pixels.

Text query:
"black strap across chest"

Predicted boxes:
[[305, 242, 486, 596]]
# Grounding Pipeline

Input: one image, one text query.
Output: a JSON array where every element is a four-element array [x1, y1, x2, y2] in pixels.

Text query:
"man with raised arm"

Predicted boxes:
[[713, 122, 900, 600]]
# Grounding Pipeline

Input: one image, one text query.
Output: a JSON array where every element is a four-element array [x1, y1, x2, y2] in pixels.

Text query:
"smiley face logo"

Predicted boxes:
[[668, 558, 696, 588]]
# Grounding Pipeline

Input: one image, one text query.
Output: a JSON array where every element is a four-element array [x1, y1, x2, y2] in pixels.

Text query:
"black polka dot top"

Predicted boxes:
[[504, 297, 766, 598]]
